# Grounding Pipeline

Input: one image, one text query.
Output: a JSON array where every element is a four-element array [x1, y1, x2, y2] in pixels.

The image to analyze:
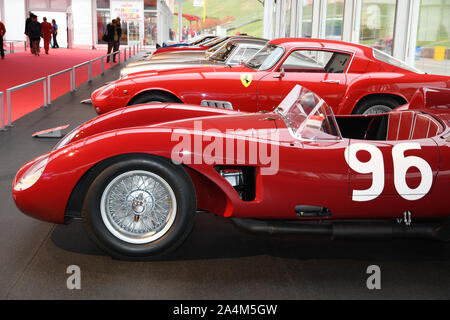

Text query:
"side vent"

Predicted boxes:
[[215, 166, 256, 201], [201, 100, 233, 110]]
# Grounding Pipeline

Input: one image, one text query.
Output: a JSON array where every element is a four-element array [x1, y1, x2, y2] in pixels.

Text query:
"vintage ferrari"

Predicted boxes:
[[13, 85, 450, 259], [119, 37, 267, 79], [91, 38, 450, 116]]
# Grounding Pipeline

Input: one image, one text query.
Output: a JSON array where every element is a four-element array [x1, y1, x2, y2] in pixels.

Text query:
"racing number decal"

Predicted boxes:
[[345, 143, 433, 202], [240, 73, 253, 88]]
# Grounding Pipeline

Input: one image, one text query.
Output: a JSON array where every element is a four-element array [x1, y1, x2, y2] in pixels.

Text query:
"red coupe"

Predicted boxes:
[[13, 85, 450, 259], [92, 38, 450, 116]]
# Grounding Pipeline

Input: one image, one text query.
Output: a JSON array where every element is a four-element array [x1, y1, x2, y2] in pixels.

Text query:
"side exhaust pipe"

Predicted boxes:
[[231, 218, 450, 241]]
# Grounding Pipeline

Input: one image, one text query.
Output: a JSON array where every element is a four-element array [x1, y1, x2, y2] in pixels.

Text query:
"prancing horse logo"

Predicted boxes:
[[240, 73, 253, 88]]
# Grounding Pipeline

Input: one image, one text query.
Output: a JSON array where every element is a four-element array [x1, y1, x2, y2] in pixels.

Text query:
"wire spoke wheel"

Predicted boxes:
[[362, 104, 393, 115], [100, 170, 177, 244]]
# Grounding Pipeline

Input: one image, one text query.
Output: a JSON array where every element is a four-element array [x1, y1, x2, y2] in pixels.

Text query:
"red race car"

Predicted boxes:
[[13, 85, 450, 259], [92, 38, 450, 116]]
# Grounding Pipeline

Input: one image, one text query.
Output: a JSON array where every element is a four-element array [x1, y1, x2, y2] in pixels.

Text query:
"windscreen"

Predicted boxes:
[[245, 44, 284, 71]]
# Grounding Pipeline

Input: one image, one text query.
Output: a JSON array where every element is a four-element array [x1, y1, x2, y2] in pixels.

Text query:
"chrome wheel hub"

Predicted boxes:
[[100, 170, 177, 244], [363, 104, 392, 115]]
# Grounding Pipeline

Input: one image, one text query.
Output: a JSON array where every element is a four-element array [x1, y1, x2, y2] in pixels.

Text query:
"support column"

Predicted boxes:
[[392, 0, 413, 61], [342, 0, 361, 43], [263, 0, 274, 39], [178, 0, 182, 42]]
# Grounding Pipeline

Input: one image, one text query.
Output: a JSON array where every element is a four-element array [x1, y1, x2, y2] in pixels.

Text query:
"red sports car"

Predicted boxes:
[[13, 85, 450, 259], [92, 38, 450, 116]]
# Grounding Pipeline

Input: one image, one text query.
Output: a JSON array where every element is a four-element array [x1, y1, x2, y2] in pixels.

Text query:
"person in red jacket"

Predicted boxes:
[[0, 19, 5, 59], [41, 17, 53, 54]]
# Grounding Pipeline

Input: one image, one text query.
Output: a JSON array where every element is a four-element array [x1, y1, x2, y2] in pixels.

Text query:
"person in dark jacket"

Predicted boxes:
[[29, 15, 42, 56], [0, 19, 5, 59], [114, 17, 122, 55], [105, 20, 117, 63], [25, 12, 35, 53]]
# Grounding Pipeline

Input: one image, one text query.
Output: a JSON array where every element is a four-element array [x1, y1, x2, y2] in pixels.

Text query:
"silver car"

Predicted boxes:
[[120, 37, 268, 79]]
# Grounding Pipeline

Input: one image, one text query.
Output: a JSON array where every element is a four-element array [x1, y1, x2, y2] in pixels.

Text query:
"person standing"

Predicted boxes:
[[41, 17, 53, 54], [52, 19, 59, 48], [25, 12, 35, 53], [114, 17, 122, 55], [0, 19, 5, 59], [29, 15, 42, 56], [105, 20, 117, 63]]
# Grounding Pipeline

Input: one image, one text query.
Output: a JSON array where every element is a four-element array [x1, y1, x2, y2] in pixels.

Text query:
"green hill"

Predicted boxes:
[[174, 0, 265, 37]]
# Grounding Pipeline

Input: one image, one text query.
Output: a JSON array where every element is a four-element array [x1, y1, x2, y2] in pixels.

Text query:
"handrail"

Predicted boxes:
[[6, 77, 47, 126], [2, 45, 142, 130], [4, 40, 27, 53]]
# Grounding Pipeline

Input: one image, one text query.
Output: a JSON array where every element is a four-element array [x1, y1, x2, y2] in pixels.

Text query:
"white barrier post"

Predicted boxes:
[[0, 92, 5, 131], [72, 66, 76, 91], [47, 75, 51, 105], [101, 57, 105, 75], [123, 48, 127, 61], [88, 61, 93, 81], [43, 79, 48, 108], [6, 89, 12, 127], [118, 51, 121, 64]]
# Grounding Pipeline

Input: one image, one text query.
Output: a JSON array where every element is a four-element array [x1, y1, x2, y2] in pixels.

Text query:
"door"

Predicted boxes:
[[257, 49, 350, 112], [346, 138, 439, 217]]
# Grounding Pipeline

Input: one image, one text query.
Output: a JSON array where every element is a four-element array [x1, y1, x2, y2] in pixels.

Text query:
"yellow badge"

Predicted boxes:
[[240, 73, 253, 88]]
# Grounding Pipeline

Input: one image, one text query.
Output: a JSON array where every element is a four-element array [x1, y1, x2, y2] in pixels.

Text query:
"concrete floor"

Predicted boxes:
[[1, 54, 450, 300]]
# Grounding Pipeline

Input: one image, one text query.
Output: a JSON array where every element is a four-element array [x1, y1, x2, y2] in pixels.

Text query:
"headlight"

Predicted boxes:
[[54, 126, 80, 150], [14, 155, 49, 191]]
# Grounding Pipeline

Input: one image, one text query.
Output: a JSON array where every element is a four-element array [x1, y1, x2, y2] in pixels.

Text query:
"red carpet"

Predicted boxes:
[[0, 48, 120, 123]]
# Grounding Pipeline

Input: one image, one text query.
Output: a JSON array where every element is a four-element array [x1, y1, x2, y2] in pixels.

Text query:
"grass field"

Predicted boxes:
[[174, 0, 265, 37]]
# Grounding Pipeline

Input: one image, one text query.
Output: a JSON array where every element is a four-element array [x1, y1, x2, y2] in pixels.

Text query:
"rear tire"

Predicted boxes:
[[128, 93, 178, 106], [353, 97, 400, 115], [82, 156, 196, 260]]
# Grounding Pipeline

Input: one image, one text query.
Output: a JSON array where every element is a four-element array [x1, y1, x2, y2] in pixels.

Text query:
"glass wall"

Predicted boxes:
[[325, 0, 343, 40], [96, 0, 110, 44], [414, 0, 450, 75], [144, 10, 157, 45], [284, 0, 293, 37], [301, 0, 313, 38], [359, 0, 396, 55]]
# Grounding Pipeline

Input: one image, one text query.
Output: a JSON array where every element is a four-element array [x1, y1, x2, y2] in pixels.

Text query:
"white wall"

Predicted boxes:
[[3, 0, 26, 41], [71, 0, 93, 46]]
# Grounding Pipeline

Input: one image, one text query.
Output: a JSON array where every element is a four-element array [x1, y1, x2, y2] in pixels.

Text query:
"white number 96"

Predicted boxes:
[[345, 143, 433, 202]]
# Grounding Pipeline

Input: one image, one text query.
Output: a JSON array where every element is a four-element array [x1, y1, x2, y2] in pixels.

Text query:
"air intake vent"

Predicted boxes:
[[201, 100, 233, 110]]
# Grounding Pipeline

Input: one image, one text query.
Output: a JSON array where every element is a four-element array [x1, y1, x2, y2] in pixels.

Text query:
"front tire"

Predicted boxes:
[[82, 156, 196, 259], [353, 97, 400, 115]]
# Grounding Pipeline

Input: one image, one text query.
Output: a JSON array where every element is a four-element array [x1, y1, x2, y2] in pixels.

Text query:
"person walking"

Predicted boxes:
[[25, 12, 35, 54], [41, 17, 53, 54], [52, 19, 59, 48], [105, 20, 117, 63], [0, 19, 5, 59], [29, 15, 42, 56]]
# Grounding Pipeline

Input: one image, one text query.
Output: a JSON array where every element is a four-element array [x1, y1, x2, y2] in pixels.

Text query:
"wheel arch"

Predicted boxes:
[[127, 89, 183, 106], [64, 153, 229, 222], [352, 93, 408, 114]]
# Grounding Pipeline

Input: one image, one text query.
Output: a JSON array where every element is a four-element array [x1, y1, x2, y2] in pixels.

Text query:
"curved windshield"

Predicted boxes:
[[208, 41, 237, 62], [276, 85, 341, 140], [245, 44, 284, 71]]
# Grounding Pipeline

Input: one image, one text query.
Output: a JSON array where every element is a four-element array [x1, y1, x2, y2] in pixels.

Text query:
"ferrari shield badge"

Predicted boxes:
[[240, 73, 253, 88]]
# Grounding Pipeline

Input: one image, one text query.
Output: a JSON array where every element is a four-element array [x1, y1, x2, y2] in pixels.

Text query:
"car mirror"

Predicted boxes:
[[273, 68, 285, 79]]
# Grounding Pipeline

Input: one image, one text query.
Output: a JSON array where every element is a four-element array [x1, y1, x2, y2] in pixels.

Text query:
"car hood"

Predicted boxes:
[[121, 60, 223, 77]]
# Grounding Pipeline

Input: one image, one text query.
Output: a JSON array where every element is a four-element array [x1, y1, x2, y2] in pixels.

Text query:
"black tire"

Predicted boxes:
[[353, 97, 400, 115], [128, 92, 178, 106], [82, 156, 196, 260]]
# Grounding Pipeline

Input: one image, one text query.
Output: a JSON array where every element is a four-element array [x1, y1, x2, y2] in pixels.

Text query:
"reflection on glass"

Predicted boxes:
[[97, 10, 110, 45], [325, 0, 344, 40], [359, 0, 396, 55], [285, 0, 292, 37], [301, 0, 313, 38], [413, 0, 450, 76], [144, 12, 157, 46]]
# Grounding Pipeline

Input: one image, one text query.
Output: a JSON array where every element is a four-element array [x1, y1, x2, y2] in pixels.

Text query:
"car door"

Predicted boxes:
[[346, 137, 439, 217], [256, 48, 350, 112]]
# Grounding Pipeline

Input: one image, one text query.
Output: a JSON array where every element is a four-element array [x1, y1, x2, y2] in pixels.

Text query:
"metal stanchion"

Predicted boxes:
[[43, 80, 48, 108], [72, 66, 76, 91], [101, 57, 105, 75], [88, 61, 93, 81], [124, 48, 127, 61], [0, 92, 5, 131]]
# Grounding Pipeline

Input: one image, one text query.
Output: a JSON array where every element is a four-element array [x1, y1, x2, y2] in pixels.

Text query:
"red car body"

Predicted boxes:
[[14, 86, 450, 224], [92, 38, 450, 116]]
